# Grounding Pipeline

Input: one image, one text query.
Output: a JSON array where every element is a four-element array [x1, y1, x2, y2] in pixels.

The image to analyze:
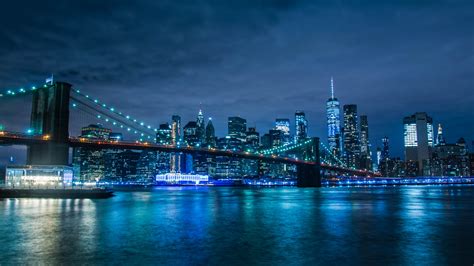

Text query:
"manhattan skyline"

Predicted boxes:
[[0, 0, 473, 160]]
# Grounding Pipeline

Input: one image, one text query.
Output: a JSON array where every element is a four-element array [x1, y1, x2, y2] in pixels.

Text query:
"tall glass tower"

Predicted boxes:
[[295, 111, 308, 142], [326, 77, 341, 157], [403, 112, 434, 175], [275, 118, 291, 144], [343, 104, 359, 168]]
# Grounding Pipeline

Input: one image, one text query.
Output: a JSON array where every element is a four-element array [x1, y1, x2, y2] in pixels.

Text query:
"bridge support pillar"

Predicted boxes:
[[296, 137, 321, 187], [27, 82, 71, 165], [296, 164, 321, 187]]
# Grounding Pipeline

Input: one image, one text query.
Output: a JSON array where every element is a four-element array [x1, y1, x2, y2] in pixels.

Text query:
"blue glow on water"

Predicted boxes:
[[1, 186, 473, 265]]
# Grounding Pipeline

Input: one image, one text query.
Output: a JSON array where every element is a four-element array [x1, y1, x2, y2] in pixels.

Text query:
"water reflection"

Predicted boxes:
[[1, 185, 473, 265]]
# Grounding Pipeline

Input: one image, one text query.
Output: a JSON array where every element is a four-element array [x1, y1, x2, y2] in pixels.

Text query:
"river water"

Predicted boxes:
[[1, 185, 473, 265]]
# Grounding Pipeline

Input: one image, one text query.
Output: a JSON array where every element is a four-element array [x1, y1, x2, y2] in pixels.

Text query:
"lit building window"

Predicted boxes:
[[404, 123, 417, 147]]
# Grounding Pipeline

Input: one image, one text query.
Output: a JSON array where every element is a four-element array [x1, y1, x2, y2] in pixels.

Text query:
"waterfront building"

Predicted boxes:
[[326, 77, 341, 157], [275, 118, 291, 144], [215, 136, 244, 178], [403, 112, 434, 176], [295, 111, 308, 142], [379, 157, 405, 177], [116, 150, 141, 181], [359, 115, 371, 169], [431, 138, 470, 176], [5, 165, 74, 188], [136, 151, 157, 182], [155, 173, 208, 185], [192, 153, 211, 176], [343, 104, 359, 168], [104, 149, 143, 182], [404, 160, 419, 177], [228, 116, 247, 141], [104, 149, 123, 179], [72, 124, 111, 183]]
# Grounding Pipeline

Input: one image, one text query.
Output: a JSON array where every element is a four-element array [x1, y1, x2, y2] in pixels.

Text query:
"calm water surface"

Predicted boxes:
[[1, 186, 473, 265]]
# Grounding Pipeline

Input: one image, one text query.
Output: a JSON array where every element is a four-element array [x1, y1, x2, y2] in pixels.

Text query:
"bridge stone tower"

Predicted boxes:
[[296, 137, 321, 187], [27, 82, 71, 165]]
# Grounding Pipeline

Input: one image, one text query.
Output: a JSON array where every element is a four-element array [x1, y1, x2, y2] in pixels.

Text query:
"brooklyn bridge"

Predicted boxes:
[[0, 81, 379, 187]]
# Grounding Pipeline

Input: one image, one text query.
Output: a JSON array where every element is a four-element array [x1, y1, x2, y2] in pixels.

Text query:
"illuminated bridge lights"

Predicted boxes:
[[0, 131, 377, 175], [260, 139, 314, 155], [0, 83, 49, 98], [72, 88, 159, 134], [319, 141, 347, 167], [71, 102, 155, 141]]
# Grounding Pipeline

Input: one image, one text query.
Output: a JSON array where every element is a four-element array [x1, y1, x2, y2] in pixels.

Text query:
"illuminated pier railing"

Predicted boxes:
[[323, 177, 474, 186]]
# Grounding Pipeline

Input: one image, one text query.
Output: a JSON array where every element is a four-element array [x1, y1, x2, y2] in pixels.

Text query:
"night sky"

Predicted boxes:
[[0, 0, 473, 164]]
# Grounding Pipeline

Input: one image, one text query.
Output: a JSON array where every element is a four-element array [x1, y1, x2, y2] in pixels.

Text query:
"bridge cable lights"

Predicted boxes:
[[0, 83, 50, 98], [71, 89, 158, 134], [71, 101, 155, 141]]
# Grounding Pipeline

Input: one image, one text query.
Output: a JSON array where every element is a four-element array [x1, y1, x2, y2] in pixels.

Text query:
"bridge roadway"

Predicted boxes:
[[0, 131, 378, 177]]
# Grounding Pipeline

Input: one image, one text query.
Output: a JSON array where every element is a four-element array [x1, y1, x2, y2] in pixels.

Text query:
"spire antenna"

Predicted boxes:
[[330, 76, 335, 99]]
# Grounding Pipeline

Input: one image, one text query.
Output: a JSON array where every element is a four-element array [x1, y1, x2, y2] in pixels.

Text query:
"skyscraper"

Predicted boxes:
[[343, 104, 359, 168], [183, 121, 198, 146], [171, 115, 181, 145], [403, 112, 434, 175], [170, 115, 182, 173], [359, 115, 371, 169], [196, 109, 205, 144], [72, 124, 112, 182], [245, 127, 260, 148], [205, 118, 216, 147], [436, 123, 446, 145], [228, 116, 247, 141], [327, 77, 341, 157], [295, 111, 307, 142], [381, 136, 389, 161], [156, 123, 172, 174], [376, 147, 382, 170], [275, 118, 291, 144]]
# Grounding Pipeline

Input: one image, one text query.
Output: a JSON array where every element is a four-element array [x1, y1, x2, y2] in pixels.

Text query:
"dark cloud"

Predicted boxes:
[[0, 0, 473, 164]]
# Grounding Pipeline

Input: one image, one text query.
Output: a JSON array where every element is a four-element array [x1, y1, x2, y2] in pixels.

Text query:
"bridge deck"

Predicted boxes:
[[0, 132, 379, 176]]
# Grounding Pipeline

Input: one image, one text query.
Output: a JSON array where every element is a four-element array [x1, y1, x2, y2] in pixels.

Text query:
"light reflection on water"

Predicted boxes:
[[1, 185, 473, 265]]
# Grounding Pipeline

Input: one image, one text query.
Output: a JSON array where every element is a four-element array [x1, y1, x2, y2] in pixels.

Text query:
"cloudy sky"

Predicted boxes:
[[0, 0, 473, 163]]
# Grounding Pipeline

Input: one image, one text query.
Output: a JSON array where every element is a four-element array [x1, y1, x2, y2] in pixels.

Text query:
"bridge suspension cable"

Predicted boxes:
[[71, 102, 156, 141], [71, 89, 159, 133], [70, 90, 157, 141], [0, 83, 49, 98], [259, 138, 348, 168], [319, 142, 347, 168], [259, 139, 314, 155]]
